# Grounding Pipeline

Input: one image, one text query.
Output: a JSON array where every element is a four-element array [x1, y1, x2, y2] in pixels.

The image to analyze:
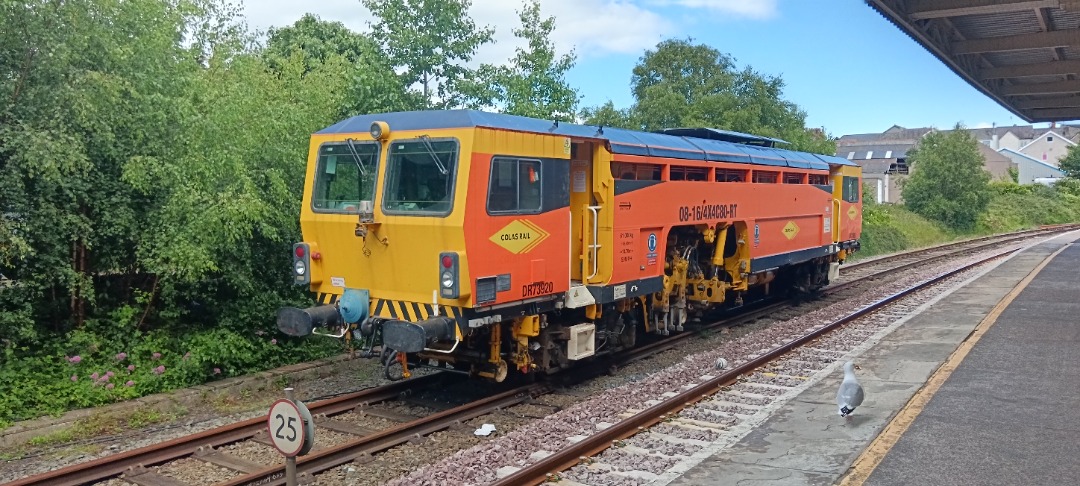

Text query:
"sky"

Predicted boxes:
[[240, 0, 1052, 139]]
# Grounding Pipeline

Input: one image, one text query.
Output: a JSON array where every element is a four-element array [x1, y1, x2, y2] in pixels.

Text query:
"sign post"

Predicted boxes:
[[267, 388, 315, 486]]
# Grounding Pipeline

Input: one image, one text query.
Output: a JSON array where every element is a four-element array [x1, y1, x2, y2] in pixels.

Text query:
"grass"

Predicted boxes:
[[22, 403, 186, 448]]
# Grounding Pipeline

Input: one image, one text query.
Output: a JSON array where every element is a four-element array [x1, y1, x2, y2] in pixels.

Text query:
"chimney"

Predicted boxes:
[[991, 122, 998, 149]]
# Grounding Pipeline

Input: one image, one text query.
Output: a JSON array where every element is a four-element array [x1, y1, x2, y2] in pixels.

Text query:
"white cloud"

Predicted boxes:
[[972, 122, 995, 129], [239, 0, 671, 65], [647, 0, 779, 19]]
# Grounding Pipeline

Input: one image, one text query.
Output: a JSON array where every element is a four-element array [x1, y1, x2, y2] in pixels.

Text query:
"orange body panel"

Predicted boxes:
[[609, 180, 834, 283], [462, 151, 571, 306]]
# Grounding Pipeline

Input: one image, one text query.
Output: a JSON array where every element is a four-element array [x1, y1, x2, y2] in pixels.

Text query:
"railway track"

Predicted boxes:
[[9, 225, 1074, 486], [491, 248, 1020, 485]]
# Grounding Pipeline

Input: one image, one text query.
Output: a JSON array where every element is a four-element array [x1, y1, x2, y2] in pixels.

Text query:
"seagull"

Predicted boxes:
[[836, 361, 864, 418]]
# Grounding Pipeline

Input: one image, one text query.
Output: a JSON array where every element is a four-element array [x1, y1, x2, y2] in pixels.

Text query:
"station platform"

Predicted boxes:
[[665, 230, 1080, 486]]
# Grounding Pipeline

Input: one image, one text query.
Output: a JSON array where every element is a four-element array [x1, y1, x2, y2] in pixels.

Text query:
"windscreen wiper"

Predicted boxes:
[[418, 135, 449, 175], [344, 138, 368, 176]]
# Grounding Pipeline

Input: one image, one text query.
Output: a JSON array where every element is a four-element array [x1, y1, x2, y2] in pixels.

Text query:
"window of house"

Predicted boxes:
[[753, 171, 779, 183], [383, 138, 458, 215], [842, 176, 860, 203], [312, 141, 380, 213], [1048, 136, 1054, 142], [487, 158, 542, 214]]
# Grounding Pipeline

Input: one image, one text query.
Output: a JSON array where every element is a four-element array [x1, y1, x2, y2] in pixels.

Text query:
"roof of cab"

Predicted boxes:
[[317, 109, 857, 170]]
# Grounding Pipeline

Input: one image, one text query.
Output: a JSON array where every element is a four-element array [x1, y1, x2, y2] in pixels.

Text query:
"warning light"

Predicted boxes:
[[441, 255, 453, 268], [295, 246, 306, 258]]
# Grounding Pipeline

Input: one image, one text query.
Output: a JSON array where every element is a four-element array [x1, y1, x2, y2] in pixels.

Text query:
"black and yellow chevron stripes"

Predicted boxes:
[[316, 292, 464, 323]]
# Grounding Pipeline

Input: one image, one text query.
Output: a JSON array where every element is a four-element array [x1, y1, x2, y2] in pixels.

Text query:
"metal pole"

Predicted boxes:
[[284, 387, 297, 486]]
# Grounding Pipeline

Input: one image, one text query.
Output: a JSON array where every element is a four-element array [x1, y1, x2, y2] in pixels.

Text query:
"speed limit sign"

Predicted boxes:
[[267, 398, 313, 457]]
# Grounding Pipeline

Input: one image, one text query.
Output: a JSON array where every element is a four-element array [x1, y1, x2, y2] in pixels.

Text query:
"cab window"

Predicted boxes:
[[842, 176, 860, 203], [383, 138, 458, 215], [487, 158, 542, 214], [312, 141, 379, 213]]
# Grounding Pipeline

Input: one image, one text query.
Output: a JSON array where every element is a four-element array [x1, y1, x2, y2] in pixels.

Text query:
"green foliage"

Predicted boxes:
[[977, 181, 1080, 232], [902, 125, 992, 231], [1059, 143, 1080, 179], [264, 13, 420, 116], [578, 38, 835, 154], [579, 101, 638, 129], [856, 202, 953, 259], [463, 0, 579, 119], [362, 0, 494, 108]]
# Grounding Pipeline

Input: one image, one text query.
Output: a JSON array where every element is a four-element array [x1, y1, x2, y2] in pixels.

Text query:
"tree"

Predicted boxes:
[[264, 13, 419, 115], [902, 125, 992, 231], [463, 0, 579, 119], [1059, 144, 1080, 179], [579, 101, 638, 129], [362, 0, 494, 109], [578, 38, 835, 154]]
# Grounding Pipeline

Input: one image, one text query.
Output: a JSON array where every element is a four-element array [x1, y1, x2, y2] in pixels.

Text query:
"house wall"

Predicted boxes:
[[999, 150, 1066, 184], [1018, 133, 1073, 166], [862, 174, 904, 204], [977, 144, 1017, 181], [998, 132, 1022, 151]]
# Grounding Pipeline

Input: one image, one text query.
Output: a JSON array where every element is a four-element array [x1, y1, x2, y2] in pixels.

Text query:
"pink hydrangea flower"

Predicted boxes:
[[90, 372, 99, 380], [213, 368, 221, 375], [152, 352, 162, 360], [128, 364, 135, 371], [70, 375, 78, 382], [115, 352, 127, 361], [125, 380, 135, 387], [67, 356, 82, 364], [153, 365, 165, 375], [106, 383, 114, 390], [271, 339, 278, 345]]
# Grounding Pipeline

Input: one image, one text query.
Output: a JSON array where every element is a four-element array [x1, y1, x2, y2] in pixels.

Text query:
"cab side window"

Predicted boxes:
[[842, 176, 860, 203], [488, 158, 542, 214]]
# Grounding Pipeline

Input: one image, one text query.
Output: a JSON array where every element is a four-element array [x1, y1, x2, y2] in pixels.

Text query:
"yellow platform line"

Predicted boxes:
[[837, 242, 1072, 486]]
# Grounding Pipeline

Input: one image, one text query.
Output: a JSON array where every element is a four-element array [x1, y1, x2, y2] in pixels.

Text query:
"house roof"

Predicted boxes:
[[1017, 128, 1079, 151], [998, 147, 1068, 173], [318, 109, 857, 170], [857, 160, 896, 174], [839, 143, 915, 160]]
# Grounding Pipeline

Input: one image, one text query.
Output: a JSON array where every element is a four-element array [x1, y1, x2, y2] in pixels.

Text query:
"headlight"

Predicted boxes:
[[441, 271, 454, 287], [294, 260, 307, 276]]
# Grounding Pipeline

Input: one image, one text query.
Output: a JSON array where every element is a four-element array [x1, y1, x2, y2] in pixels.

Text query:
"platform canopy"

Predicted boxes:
[[868, 0, 1080, 122]]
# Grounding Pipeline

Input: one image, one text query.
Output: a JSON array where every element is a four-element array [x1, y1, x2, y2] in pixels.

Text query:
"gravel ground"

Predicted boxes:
[[1, 236, 1039, 486], [383, 249, 1007, 485], [0, 355, 427, 483]]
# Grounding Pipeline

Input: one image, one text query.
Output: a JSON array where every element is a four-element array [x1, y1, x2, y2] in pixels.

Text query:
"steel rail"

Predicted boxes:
[[841, 224, 1076, 273], [492, 248, 1019, 486], [216, 383, 548, 486], [619, 225, 1066, 366], [12, 226, 1071, 486], [7, 373, 449, 486]]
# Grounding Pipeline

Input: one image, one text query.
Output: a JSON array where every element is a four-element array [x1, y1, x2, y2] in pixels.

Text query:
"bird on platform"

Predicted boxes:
[[836, 361, 864, 418]]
